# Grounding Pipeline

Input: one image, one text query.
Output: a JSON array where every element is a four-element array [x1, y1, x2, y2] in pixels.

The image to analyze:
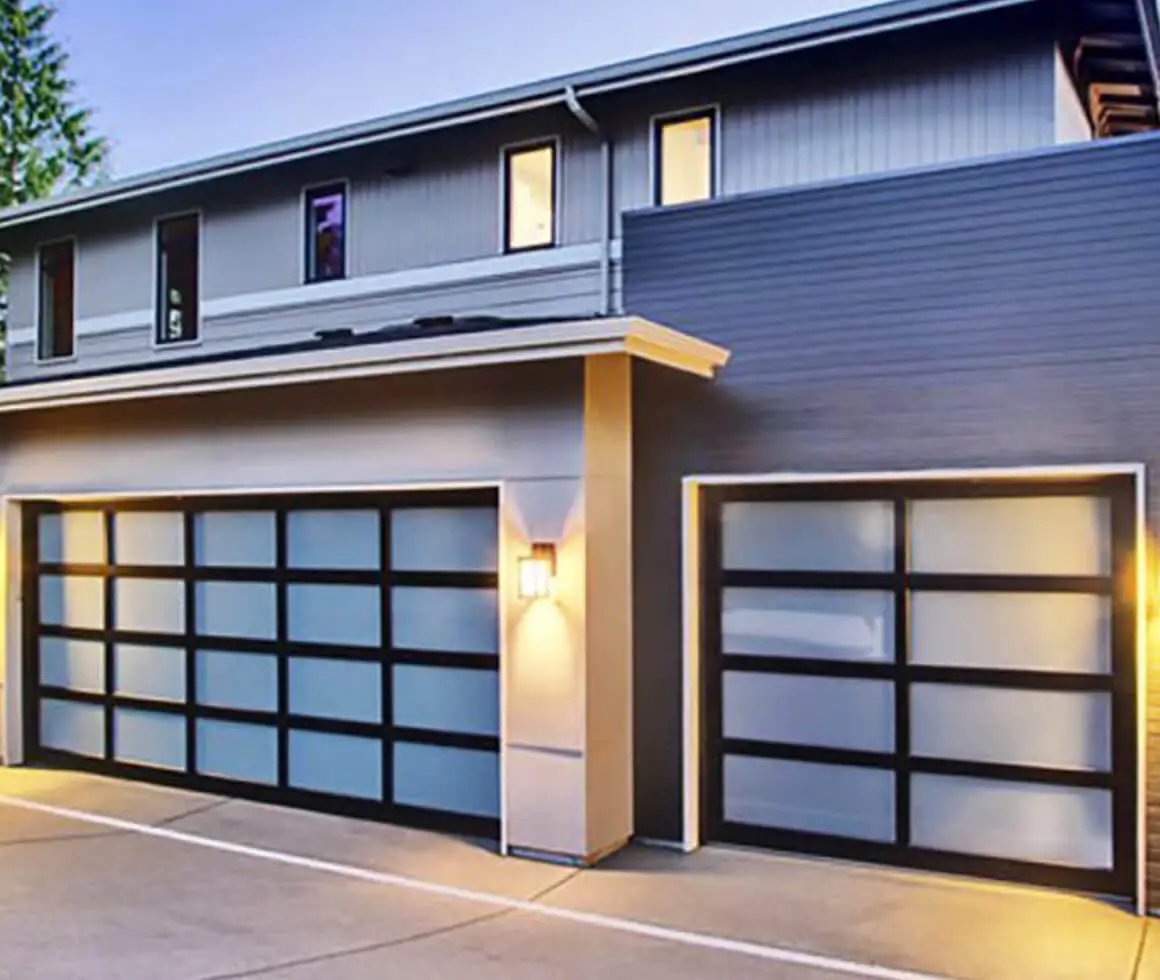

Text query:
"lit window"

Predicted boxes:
[[37, 240, 76, 360], [155, 214, 200, 345], [304, 183, 347, 283], [504, 142, 556, 251], [655, 111, 715, 206]]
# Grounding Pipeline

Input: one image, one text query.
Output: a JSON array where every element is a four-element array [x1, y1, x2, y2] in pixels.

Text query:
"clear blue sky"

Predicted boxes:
[[53, 0, 868, 178]]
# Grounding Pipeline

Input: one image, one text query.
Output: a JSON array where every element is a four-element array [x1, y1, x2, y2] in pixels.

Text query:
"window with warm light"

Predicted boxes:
[[518, 543, 557, 599], [655, 110, 716, 206], [504, 142, 556, 252]]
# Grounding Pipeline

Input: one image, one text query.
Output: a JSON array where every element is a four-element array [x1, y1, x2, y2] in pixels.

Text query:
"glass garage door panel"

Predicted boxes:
[[722, 500, 894, 572], [911, 591, 1110, 673], [114, 644, 186, 702], [194, 512, 276, 568], [392, 587, 498, 654], [724, 755, 895, 842], [393, 665, 499, 736], [115, 579, 184, 634], [114, 512, 184, 566], [287, 584, 381, 648], [288, 658, 382, 723], [394, 743, 500, 818], [196, 650, 278, 712], [114, 709, 186, 770], [39, 637, 104, 693], [910, 497, 1109, 576], [40, 699, 104, 758], [197, 720, 278, 785], [287, 510, 380, 570], [723, 672, 894, 752], [911, 775, 1113, 869], [39, 511, 105, 564], [196, 581, 277, 640], [40, 575, 103, 629], [289, 730, 383, 801], [722, 588, 894, 661], [391, 508, 498, 572], [911, 685, 1111, 772]]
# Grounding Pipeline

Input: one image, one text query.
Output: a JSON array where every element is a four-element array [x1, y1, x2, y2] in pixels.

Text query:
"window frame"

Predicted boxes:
[[152, 210, 203, 349], [500, 137, 560, 254], [650, 105, 721, 207], [34, 237, 78, 364], [301, 180, 350, 285]]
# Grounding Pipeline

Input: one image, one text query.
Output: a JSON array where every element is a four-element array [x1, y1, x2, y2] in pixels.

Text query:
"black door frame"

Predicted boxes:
[[22, 488, 501, 840], [700, 474, 1138, 898]]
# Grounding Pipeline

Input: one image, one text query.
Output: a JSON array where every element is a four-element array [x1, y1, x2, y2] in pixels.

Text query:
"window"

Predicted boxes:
[[155, 214, 200, 345], [304, 183, 347, 282], [504, 142, 556, 252], [655, 110, 716, 206], [37, 240, 76, 361]]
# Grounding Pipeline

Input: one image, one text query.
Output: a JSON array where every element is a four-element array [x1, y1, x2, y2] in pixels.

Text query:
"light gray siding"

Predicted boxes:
[[3, 27, 1059, 381], [6, 253, 35, 342], [1055, 46, 1093, 144]]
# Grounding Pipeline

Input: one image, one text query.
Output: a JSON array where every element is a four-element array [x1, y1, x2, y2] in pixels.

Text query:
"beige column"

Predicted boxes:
[[502, 353, 633, 863]]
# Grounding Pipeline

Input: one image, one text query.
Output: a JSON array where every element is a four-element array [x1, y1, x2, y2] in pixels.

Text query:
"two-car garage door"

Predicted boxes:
[[24, 490, 501, 839], [704, 477, 1137, 896]]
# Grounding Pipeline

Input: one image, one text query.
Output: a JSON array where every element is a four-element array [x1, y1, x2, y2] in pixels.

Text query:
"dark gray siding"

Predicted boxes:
[[623, 132, 1160, 906]]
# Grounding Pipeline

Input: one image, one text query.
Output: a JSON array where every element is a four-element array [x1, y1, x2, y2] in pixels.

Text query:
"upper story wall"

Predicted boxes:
[[3, 15, 1079, 381]]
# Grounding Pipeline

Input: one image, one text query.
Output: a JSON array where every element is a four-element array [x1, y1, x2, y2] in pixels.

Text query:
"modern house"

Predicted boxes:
[[1, 0, 1159, 916]]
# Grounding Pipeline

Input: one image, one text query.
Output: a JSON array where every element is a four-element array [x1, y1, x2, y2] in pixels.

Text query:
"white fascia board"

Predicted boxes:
[[0, 317, 730, 415]]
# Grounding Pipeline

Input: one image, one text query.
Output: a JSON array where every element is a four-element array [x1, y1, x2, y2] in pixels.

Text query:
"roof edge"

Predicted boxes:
[[0, 0, 1037, 233]]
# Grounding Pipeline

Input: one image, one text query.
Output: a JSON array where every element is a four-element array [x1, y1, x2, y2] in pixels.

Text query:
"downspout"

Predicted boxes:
[[565, 86, 613, 316]]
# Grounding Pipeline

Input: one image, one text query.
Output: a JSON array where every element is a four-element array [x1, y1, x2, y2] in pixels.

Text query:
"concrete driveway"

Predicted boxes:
[[0, 768, 1154, 980]]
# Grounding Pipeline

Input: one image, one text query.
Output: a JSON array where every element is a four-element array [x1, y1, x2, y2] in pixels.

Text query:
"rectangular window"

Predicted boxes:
[[304, 183, 347, 282], [37, 240, 75, 360], [155, 214, 200, 345], [504, 142, 556, 252], [655, 110, 716, 206]]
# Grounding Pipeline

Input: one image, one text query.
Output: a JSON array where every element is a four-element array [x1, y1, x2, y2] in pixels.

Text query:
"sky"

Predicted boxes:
[[52, 0, 871, 178]]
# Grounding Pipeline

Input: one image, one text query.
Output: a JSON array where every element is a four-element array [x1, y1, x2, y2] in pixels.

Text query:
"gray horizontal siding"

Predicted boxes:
[[6, 257, 612, 377], [623, 132, 1160, 895]]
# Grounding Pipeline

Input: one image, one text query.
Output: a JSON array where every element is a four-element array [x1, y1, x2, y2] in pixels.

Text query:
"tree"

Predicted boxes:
[[0, 0, 108, 364]]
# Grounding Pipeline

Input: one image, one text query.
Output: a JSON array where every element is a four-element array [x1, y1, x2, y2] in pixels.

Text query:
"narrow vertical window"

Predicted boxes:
[[37, 240, 76, 360], [655, 110, 716, 206], [504, 142, 556, 252], [156, 214, 200, 345], [304, 183, 347, 282]]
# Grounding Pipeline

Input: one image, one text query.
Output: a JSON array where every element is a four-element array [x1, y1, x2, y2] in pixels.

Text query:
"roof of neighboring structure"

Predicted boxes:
[[0, 316, 731, 413], [0, 0, 1156, 232]]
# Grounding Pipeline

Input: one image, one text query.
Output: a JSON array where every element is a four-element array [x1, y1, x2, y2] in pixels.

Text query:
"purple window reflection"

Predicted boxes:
[[306, 185, 346, 281]]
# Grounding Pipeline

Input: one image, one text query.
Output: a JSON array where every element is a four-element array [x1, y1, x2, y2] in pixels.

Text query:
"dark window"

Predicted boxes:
[[503, 142, 556, 252], [156, 214, 200, 345], [37, 240, 76, 361], [654, 110, 716, 206], [304, 184, 347, 282]]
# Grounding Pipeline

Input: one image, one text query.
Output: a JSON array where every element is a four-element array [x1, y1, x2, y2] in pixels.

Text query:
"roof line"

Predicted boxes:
[[0, 0, 1036, 232]]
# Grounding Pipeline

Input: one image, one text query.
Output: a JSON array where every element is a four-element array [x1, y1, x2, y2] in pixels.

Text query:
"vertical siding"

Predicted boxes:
[[623, 134, 1160, 909], [202, 190, 301, 300], [5, 252, 35, 339], [76, 222, 153, 319]]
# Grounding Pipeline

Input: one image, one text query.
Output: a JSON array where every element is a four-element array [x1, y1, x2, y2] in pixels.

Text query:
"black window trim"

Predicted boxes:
[[302, 179, 350, 285], [153, 211, 202, 349], [35, 236, 78, 364], [501, 137, 559, 254], [651, 105, 720, 207]]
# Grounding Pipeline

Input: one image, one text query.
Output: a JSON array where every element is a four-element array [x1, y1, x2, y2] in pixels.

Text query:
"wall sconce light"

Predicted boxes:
[[518, 542, 557, 599]]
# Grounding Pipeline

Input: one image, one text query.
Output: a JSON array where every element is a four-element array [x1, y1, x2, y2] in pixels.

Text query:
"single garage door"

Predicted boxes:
[[24, 489, 501, 839], [703, 476, 1137, 896]]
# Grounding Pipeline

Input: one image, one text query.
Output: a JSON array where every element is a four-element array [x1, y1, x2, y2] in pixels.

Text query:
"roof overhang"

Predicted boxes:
[[0, 0, 1052, 233], [0, 317, 730, 416]]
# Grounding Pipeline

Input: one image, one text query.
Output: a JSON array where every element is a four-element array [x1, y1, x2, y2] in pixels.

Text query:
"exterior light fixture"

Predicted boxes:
[[518, 542, 557, 599]]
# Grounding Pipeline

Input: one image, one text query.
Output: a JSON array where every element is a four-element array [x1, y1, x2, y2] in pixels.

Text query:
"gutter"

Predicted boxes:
[[564, 86, 613, 316]]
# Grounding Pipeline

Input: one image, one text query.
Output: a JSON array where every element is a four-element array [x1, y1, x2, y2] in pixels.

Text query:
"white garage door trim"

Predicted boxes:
[[682, 463, 1147, 915], [2, 479, 510, 849]]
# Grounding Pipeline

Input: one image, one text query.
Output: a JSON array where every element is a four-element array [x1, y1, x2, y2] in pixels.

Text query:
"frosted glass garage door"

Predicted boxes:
[[709, 479, 1135, 897], [27, 492, 501, 838]]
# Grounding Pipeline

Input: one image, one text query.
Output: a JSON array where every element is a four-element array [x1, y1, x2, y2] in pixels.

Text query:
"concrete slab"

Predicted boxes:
[[1136, 921, 1160, 980], [0, 829, 480, 980], [0, 766, 225, 826], [171, 798, 572, 901], [258, 909, 856, 980], [542, 844, 1145, 980]]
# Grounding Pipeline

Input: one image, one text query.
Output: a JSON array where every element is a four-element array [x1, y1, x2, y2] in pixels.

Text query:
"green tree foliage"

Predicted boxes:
[[0, 0, 108, 364]]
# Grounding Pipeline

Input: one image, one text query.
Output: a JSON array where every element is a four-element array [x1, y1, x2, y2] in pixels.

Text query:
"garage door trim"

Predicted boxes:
[[20, 487, 502, 840], [682, 465, 1145, 905]]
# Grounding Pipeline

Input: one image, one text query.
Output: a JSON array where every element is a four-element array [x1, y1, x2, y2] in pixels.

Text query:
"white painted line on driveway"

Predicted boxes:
[[0, 793, 953, 980]]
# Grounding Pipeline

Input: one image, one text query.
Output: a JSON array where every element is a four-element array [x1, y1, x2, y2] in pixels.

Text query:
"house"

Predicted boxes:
[[1, 0, 1158, 915]]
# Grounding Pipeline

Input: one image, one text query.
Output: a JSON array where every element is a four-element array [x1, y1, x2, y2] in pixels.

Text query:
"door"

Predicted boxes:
[[703, 476, 1137, 896], [24, 489, 501, 839]]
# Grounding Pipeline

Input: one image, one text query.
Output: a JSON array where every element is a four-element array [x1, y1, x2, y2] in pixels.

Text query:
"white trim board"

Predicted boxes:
[[5, 241, 625, 348], [680, 462, 1149, 916], [0, 317, 729, 415]]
